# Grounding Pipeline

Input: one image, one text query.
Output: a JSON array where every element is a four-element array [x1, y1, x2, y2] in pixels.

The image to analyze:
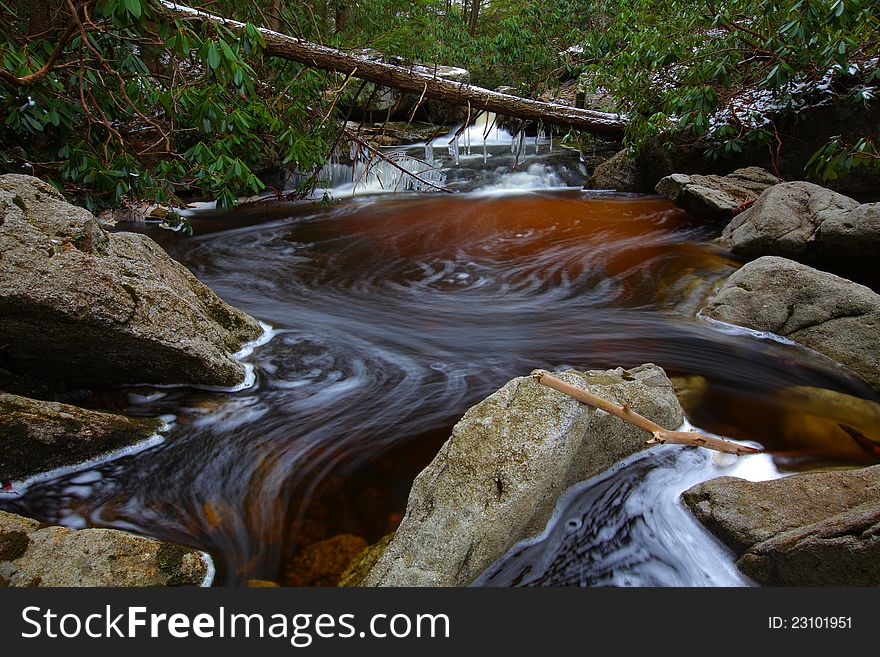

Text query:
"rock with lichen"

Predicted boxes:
[[345, 364, 683, 586], [0, 509, 208, 586], [655, 167, 781, 222], [0, 391, 162, 482], [0, 174, 263, 389], [720, 181, 880, 284], [700, 256, 880, 391]]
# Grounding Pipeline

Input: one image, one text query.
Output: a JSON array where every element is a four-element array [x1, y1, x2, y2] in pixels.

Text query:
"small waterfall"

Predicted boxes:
[[431, 112, 514, 152], [292, 141, 445, 198]]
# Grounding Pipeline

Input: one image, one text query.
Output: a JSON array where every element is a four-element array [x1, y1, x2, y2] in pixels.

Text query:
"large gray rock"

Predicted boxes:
[[0, 175, 263, 388], [682, 465, 880, 585], [347, 364, 684, 586], [585, 149, 642, 192], [701, 256, 880, 390], [655, 167, 781, 221], [0, 392, 162, 482], [720, 181, 880, 281], [0, 510, 208, 586]]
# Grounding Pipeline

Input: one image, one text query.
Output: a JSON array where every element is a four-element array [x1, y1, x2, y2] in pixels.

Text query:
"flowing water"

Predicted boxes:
[[3, 173, 879, 586]]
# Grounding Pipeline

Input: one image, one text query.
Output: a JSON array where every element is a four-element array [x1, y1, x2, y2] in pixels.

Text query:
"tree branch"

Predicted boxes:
[[0, 21, 78, 87], [532, 370, 762, 456]]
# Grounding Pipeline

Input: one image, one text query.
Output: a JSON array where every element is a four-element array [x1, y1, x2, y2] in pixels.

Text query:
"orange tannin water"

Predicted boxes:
[[3, 190, 878, 585]]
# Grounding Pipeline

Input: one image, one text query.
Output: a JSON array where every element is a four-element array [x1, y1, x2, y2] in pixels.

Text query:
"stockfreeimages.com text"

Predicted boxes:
[[21, 606, 451, 646]]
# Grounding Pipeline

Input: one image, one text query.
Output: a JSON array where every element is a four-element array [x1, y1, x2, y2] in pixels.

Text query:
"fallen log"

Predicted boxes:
[[160, 2, 627, 138]]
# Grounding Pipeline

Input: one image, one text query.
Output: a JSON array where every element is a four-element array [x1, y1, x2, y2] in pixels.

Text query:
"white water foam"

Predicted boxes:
[[199, 551, 216, 587], [5, 431, 167, 496], [696, 313, 801, 347]]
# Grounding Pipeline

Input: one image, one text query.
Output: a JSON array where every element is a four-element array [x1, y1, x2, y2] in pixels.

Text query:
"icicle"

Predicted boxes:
[[448, 137, 460, 165], [425, 141, 434, 164], [465, 127, 471, 156], [482, 136, 488, 163], [549, 130, 553, 153]]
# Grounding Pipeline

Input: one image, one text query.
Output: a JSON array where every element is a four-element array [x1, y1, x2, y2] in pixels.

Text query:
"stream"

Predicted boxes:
[[2, 141, 879, 586]]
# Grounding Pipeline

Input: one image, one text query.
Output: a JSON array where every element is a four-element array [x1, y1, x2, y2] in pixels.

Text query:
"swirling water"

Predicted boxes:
[[2, 187, 878, 586]]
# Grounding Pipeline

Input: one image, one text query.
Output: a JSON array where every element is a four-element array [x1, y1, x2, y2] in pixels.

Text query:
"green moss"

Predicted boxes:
[[156, 542, 195, 587], [11, 194, 26, 212], [0, 530, 30, 562], [736, 282, 753, 292]]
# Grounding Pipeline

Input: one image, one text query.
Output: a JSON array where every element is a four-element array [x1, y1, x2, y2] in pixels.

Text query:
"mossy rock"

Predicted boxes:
[[0, 509, 209, 586], [0, 391, 162, 481]]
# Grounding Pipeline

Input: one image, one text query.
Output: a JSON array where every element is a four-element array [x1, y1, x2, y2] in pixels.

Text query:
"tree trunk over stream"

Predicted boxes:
[[160, 2, 627, 138]]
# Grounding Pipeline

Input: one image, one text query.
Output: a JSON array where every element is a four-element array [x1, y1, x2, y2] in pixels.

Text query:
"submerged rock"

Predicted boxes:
[[770, 386, 880, 461], [720, 181, 880, 284], [283, 534, 369, 587], [0, 174, 263, 388], [0, 509, 208, 586], [681, 465, 880, 585], [655, 167, 781, 222], [344, 364, 683, 586], [0, 392, 162, 482], [700, 256, 880, 390]]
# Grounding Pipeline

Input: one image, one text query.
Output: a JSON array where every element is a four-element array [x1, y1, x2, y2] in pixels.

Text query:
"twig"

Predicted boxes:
[[532, 370, 762, 456], [319, 66, 357, 128], [406, 82, 428, 125]]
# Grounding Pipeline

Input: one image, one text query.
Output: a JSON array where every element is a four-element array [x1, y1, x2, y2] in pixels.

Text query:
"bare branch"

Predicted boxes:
[[532, 370, 762, 456]]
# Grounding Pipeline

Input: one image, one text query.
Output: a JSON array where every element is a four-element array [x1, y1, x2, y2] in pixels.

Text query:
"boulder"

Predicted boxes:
[[0, 174, 263, 388], [345, 364, 683, 586], [655, 167, 781, 221], [0, 392, 162, 482], [681, 465, 880, 585], [585, 149, 642, 192], [720, 181, 880, 283], [0, 509, 209, 586], [700, 256, 880, 390]]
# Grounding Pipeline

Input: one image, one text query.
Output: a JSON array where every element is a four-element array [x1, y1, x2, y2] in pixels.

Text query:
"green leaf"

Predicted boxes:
[[206, 41, 220, 69], [123, 0, 141, 19], [218, 39, 236, 63]]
